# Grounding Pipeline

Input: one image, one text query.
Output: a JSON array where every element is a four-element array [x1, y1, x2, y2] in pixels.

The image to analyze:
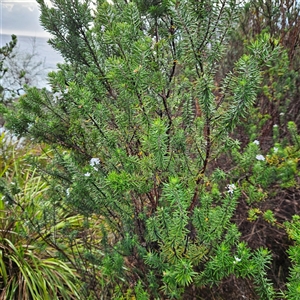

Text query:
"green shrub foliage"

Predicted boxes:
[[4, 0, 298, 298]]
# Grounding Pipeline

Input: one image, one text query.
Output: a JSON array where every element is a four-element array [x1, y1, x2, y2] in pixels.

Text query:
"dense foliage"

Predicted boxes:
[[0, 133, 82, 299], [1, 0, 300, 299]]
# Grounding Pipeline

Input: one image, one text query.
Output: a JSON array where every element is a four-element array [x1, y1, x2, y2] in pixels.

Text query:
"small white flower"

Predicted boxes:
[[227, 184, 236, 195], [90, 157, 100, 170], [273, 147, 278, 153], [273, 124, 278, 128], [256, 154, 265, 161], [234, 256, 241, 264], [90, 157, 100, 166], [66, 188, 70, 196], [253, 140, 260, 145], [84, 172, 91, 177]]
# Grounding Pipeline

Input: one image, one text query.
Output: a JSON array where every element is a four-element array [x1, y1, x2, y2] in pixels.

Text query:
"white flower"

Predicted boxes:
[[66, 188, 70, 196], [90, 157, 100, 166], [234, 256, 241, 264], [90, 157, 100, 170], [253, 140, 260, 145], [256, 154, 265, 161], [273, 124, 278, 128], [227, 184, 236, 195], [273, 147, 278, 153], [84, 172, 91, 177]]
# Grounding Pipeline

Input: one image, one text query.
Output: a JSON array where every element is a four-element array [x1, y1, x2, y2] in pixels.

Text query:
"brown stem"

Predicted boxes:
[[188, 117, 211, 214]]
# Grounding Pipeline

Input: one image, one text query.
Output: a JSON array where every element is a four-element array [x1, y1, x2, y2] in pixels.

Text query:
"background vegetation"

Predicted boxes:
[[1, 0, 300, 299]]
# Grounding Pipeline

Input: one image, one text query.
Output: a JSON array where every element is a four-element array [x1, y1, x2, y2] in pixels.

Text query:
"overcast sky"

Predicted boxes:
[[1, 0, 50, 38], [1, 0, 63, 87]]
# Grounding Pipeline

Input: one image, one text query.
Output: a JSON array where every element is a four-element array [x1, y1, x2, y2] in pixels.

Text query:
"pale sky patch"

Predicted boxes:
[[0, 0, 111, 38], [0, 1, 51, 38], [2, 3, 14, 11]]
